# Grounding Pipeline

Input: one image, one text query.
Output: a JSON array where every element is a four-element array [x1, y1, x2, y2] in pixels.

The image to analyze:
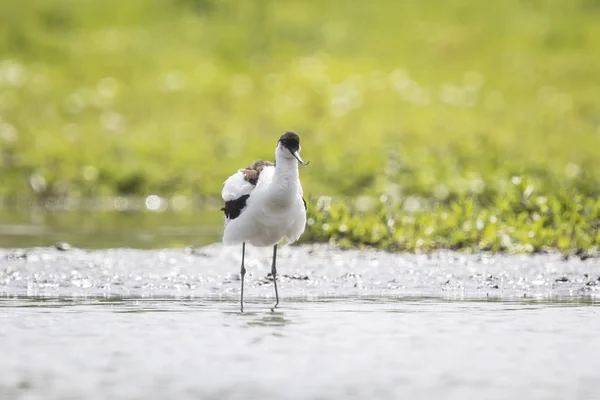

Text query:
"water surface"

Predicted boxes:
[[1, 297, 598, 400], [1, 245, 599, 399], [0, 205, 221, 249]]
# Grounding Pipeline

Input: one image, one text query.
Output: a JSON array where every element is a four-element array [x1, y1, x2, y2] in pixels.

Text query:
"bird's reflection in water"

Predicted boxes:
[[244, 310, 293, 328]]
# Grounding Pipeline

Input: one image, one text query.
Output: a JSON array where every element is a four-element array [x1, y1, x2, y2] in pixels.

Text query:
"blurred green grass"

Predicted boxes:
[[1, 0, 600, 253]]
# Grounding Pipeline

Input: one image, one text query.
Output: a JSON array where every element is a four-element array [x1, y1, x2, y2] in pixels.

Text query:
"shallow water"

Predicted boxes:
[[1, 297, 599, 400], [1, 245, 600, 399], [0, 206, 222, 249]]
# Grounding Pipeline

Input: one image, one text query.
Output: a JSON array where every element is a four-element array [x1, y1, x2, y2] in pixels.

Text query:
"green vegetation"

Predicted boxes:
[[1, 0, 600, 253]]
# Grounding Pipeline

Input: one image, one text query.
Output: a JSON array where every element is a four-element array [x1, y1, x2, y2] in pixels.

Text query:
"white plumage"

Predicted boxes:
[[222, 165, 306, 246], [220, 132, 308, 312], [222, 172, 255, 202]]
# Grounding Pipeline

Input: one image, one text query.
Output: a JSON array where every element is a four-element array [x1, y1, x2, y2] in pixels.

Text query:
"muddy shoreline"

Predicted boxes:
[[1, 244, 599, 300]]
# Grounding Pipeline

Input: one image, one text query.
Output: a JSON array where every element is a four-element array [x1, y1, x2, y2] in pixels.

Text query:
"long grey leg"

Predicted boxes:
[[240, 242, 246, 313], [271, 244, 279, 311]]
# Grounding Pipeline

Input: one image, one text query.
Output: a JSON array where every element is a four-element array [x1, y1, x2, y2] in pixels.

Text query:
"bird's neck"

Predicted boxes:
[[270, 158, 299, 201], [274, 157, 299, 183]]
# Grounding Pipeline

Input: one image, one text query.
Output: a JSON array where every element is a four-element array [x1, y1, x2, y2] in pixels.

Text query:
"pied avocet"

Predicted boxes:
[[221, 132, 309, 312]]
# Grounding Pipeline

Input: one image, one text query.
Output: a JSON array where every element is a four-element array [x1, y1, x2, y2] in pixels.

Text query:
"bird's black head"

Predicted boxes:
[[278, 131, 300, 153], [278, 131, 309, 166]]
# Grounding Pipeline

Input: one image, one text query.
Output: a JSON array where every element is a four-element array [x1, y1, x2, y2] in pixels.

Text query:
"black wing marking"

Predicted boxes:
[[221, 194, 250, 220], [302, 197, 307, 210]]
